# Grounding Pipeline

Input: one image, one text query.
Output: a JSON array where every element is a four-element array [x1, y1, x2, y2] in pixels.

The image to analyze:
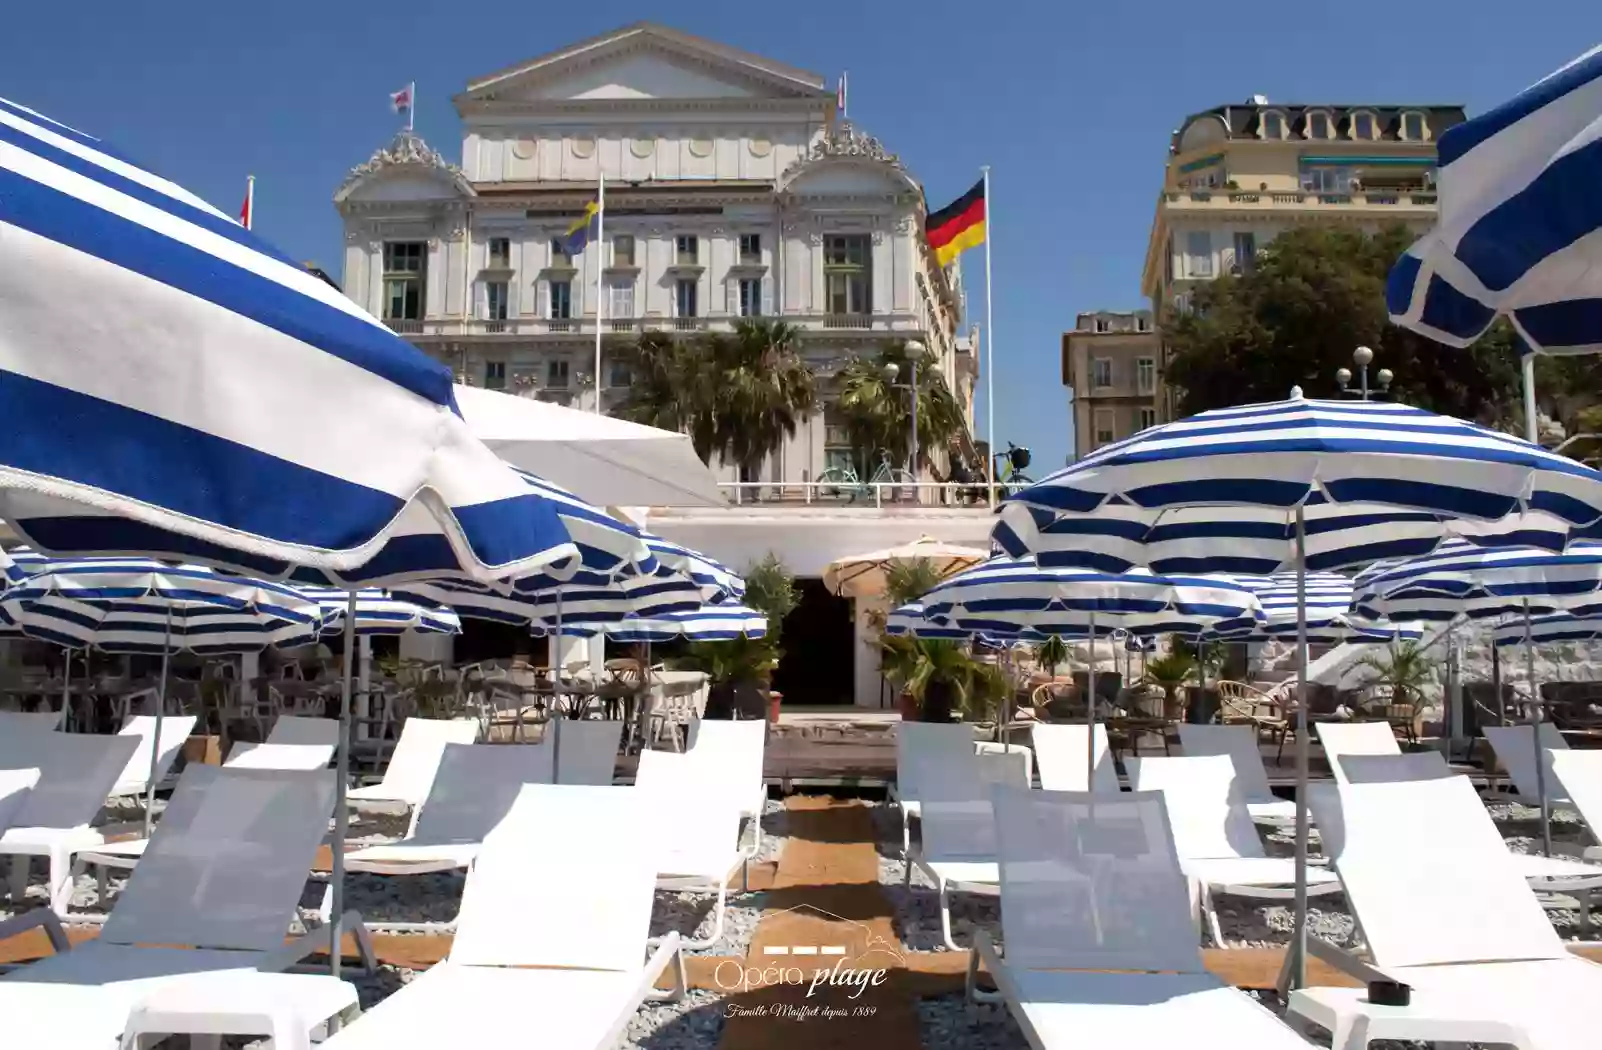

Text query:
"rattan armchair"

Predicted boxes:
[[1216, 679, 1291, 759]]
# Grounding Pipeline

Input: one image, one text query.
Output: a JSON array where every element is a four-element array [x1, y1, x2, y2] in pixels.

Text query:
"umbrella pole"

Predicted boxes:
[[1291, 506, 1311, 991], [552, 589, 563, 781], [61, 650, 72, 731], [1524, 600, 1552, 857], [1086, 612, 1097, 789], [145, 607, 173, 837], [329, 589, 357, 987]]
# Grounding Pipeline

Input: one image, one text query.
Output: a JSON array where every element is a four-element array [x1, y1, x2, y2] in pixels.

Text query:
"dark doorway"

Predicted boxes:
[[771, 578, 853, 706]]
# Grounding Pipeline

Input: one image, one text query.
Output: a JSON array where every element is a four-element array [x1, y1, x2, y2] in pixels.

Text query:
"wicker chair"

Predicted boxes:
[[1216, 680, 1291, 760]]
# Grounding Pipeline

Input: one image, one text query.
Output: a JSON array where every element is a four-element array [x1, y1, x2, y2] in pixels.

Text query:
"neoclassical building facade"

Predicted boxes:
[[335, 23, 979, 491]]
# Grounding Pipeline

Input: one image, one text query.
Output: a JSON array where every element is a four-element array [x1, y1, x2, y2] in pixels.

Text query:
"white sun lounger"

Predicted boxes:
[[0, 709, 65, 735], [1330, 750, 1602, 929], [224, 741, 336, 770], [968, 785, 1315, 1049], [0, 731, 141, 914], [107, 714, 198, 803], [634, 749, 747, 951], [1128, 755, 1343, 946], [1296, 772, 1602, 1050], [1314, 721, 1402, 783], [1177, 723, 1297, 825], [0, 765, 376, 1050], [339, 743, 554, 932], [1484, 722, 1571, 805], [317, 783, 686, 1050], [891, 722, 976, 857], [0, 768, 41, 831], [266, 715, 341, 747], [1031, 723, 1120, 794], [686, 717, 768, 869], [1549, 749, 1602, 862], [544, 718, 622, 785], [346, 717, 478, 814], [906, 747, 1029, 951]]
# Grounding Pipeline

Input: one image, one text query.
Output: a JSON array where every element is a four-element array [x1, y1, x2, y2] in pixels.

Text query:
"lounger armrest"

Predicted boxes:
[[967, 930, 1005, 1004], [0, 907, 70, 956], [1277, 935, 1390, 996], [641, 931, 687, 1003], [264, 910, 378, 976]]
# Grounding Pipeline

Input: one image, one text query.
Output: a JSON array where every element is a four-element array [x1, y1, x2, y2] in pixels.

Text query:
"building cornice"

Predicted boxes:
[[335, 131, 476, 207], [457, 97, 827, 119]]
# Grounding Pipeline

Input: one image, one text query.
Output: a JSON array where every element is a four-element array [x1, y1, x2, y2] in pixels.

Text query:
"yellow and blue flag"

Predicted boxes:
[[560, 198, 601, 255]]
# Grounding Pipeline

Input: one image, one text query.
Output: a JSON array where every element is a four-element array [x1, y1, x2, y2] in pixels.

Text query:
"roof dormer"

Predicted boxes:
[[1302, 108, 1335, 141], [1348, 108, 1380, 142], [1258, 108, 1289, 141]]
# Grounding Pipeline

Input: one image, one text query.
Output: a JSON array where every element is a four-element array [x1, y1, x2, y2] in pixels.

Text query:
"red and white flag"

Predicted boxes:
[[239, 175, 254, 230], [836, 73, 847, 117], [389, 83, 413, 114]]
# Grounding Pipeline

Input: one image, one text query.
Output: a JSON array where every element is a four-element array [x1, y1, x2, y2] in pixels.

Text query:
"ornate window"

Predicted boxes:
[[1400, 111, 1430, 142], [1350, 109, 1379, 141], [1304, 110, 1333, 140], [382, 241, 426, 321], [1259, 110, 1288, 140], [824, 234, 872, 316]]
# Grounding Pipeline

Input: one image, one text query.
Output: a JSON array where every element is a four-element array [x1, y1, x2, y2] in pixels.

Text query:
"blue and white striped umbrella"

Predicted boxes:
[[0, 556, 327, 655], [1493, 612, 1602, 647], [642, 534, 745, 604], [1387, 46, 1602, 356], [395, 568, 702, 630], [0, 96, 579, 583], [1352, 539, 1602, 622], [916, 556, 1266, 639], [885, 600, 1034, 643], [996, 396, 1602, 574], [584, 604, 767, 644], [1211, 572, 1422, 644], [299, 586, 460, 637]]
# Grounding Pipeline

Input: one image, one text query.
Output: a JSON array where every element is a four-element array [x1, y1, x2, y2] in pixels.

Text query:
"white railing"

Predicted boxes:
[[717, 480, 993, 509]]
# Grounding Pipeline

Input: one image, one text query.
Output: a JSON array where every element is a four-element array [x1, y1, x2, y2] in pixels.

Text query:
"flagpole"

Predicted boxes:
[[406, 82, 416, 133], [243, 175, 255, 231], [593, 173, 605, 415], [983, 165, 996, 508]]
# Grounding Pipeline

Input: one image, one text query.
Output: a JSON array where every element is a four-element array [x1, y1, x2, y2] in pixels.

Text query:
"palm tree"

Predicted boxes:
[[833, 341, 967, 476], [616, 322, 816, 472]]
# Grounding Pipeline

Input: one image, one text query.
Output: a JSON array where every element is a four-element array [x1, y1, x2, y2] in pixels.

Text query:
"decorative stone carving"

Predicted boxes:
[[630, 137, 656, 158], [336, 131, 475, 201], [510, 138, 536, 160], [689, 138, 714, 158], [871, 231, 885, 245], [748, 137, 773, 158], [892, 216, 913, 233], [571, 136, 596, 159]]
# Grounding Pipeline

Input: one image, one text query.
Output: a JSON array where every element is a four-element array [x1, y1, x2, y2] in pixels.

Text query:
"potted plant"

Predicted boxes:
[[689, 553, 798, 721], [1142, 649, 1195, 721], [1357, 639, 1435, 741], [900, 638, 1006, 724], [1035, 635, 1068, 679]]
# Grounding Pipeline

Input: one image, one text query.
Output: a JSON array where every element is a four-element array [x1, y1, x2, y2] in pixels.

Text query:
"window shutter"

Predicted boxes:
[[536, 280, 550, 320], [725, 277, 738, 316], [762, 276, 773, 317]]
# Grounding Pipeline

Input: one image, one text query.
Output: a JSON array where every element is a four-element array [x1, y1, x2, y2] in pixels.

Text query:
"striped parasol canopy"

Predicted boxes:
[[1352, 539, 1602, 623]]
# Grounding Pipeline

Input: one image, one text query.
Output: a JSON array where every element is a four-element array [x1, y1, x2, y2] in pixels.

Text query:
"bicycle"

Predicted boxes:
[[991, 441, 1036, 500], [816, 450, 917, 503]]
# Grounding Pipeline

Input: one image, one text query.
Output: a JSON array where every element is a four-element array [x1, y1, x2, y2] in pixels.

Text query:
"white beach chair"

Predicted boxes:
[[1549, 749, 1602, 861], [267, 715, 341, 747], [0, 731, 141, 914], [1031, 723, 1120, 794], [1177, 723, 1296, 825], [224, 741, 335, 770], [1295, 772, 1602, 1050], [0, 766, 375, 1049], [633, 749, 747, 951], [318, 783, 685, 1050], [906, 748, 1029, 951], [1128, 755, 1343, 946], [1314, 721, 1400, 783], [1484, 722, 1570, 805], [1330, 750, 1602, 930], [0, 709, 65, 735], [108, 714, 198, 804], [545, 717, 622, 785], [0, 768, 40, 833], [686, 717, 768, 871], [891, 722, 976, 857], [346, 717, 478, 814], [967, 785, 1314, 1049], [340, 743, 554, 932]]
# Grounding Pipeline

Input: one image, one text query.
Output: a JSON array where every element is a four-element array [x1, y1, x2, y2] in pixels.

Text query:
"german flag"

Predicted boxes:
[[926, 178, 986, 267]]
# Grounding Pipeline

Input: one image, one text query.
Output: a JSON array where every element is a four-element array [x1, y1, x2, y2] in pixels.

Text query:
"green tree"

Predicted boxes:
[[833, 341, 967, 475], [615, 321, 816, 477], [684, 552, 799, 688], [1163, 225, 1525, 426]]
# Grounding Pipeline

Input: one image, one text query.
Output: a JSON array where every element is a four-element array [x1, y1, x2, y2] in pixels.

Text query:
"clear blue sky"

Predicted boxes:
[[1, 2, 1594, 470]]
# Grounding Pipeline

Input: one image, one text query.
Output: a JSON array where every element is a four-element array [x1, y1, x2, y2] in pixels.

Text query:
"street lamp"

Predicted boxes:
[[1334, 345, 1393, 401], [884, 339, 930, 491]]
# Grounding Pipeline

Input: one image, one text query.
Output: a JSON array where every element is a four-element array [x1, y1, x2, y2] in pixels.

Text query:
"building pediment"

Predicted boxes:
[[457, 22, 829, 109], [335, 131, 476, 206], [778, 122, 920, 198]]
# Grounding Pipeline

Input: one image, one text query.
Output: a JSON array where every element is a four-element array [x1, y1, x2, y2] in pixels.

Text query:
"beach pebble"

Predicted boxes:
[[622, 988, 726, 1049]]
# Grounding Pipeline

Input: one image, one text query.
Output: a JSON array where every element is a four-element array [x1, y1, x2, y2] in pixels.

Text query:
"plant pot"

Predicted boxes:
[[768, 690, 783, 723], [898, 691, 920, 721], [922, 678, 959, 723]]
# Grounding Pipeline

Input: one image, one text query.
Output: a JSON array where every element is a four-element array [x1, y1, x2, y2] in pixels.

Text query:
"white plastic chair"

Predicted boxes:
[[906, 748, 1029, 951], [223, 742, 335, 770], [545, 718, 623, 785], [0, 766, 376, 1047], [1550, 749, 1602, 862], [0, 709, 65, 735], [968, 785, 1315, 1049], [0, 731, 142, 914], [1296, 772, 1601, 1049], [1127, 755, 1343, 946], [1177, 723, 1296, 825], [266, 715, 340, 748], [1314, 721, 1400, 783], [633, 749, 747, 951], [892, 722, 976, 857], [316, 783, 685, 1050], [346, 717, 479, 813], [341, 743, 554, 932], [686, 717, 767, 872], [1484, 723, 1570, 805], [1031, 722, 1121, 793], [109, 714, 199, 802]]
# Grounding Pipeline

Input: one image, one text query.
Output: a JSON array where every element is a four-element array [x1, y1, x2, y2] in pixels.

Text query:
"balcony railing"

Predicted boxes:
[[672, 317, 706, 332], [547, 319, 575, 333], [824, 314, 873, 329], [482, 319, 508, 334], [608, 319, 639, 333], [1165, 190, 1438, 209], [384, 319, 423, 334], [718, 480, 996, 508]]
